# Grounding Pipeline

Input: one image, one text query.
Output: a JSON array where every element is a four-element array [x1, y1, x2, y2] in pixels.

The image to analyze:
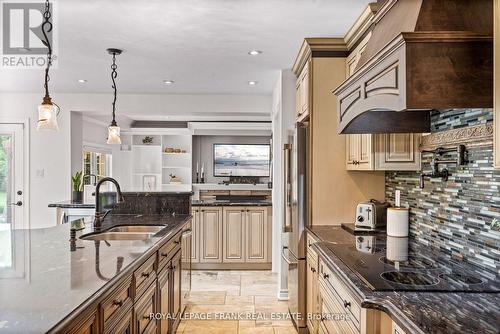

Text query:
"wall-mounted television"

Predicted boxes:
[[213, 144, 270, 177]]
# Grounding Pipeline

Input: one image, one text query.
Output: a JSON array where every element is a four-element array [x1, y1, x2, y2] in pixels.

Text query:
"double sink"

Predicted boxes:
[[80, 225, 166, 241]]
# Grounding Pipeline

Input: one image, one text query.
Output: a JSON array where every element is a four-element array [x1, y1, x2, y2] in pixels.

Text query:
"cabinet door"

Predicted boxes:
[[157, 268, 170, 334], [306, 260, 319, 334], [374, 133, 421, 171], [296, 61, 311, 122], [109, 309, 133, 334], [223, 207, 246, 262], [189, 209, 199, 263], [65, 309, 99, 334], [245, 207, 268, 262], [199, 207, 223, 263], [134, 281, 157, 334], [345, 134, 359, 169], [171, 251, 182, 332]]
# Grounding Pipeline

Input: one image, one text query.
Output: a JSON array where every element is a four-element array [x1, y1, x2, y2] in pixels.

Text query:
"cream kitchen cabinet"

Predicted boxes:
[[195, 206, 271, 266], [306, 233, 320, 334], [199, 207, 223, 263], [245, 207, 268, 263], [346, 133, 421, 171], [296, 60, 311, 122], [223, 207, 246, 262], [188, 208, 200, 263]]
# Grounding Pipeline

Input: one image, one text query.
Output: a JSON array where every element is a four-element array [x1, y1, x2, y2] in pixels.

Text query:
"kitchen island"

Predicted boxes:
[[0, 214, 192, 333], [306, 226, 500, 334]]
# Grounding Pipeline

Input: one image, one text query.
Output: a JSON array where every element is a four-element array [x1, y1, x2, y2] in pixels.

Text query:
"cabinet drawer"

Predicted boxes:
[[134, 254, 156, 298], [319, 261, 361, 329], [306, 233, 319, 264], [320, 289, 358, 334], [101, 275, 133, 332], [158, 231, 182, 270], [134, 281, 157, 334]]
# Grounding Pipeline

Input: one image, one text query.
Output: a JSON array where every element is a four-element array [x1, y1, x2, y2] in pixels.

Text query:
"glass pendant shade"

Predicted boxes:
[[37, 98, 59, 131], [107, 125, 121, 144]]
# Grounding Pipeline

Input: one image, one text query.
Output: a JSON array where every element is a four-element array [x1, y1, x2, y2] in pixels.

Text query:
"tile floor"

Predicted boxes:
[[178, 270, 297, 334]]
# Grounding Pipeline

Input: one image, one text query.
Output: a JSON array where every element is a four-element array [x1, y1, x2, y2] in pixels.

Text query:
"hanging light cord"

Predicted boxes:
[[41, 0, 53, 99], [110, 53, 118, 126]]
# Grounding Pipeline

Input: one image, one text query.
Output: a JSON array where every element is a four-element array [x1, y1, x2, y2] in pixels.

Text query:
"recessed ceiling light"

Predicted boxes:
[[248, 81, 258, 86], [163, 80, 175, 85], [248, 50, 262, 56], [77, 79, 87, 83]]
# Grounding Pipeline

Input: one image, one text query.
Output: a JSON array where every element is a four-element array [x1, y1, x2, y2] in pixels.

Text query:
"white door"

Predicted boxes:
[[0, 124, 24, 230], [0, 123, 26, 278]]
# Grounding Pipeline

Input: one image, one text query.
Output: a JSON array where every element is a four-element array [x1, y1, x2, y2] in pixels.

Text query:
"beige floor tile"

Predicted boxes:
[[273, 326, 298, 334], [225, 295, 254, 305], [238, 320, 256, 328], [239, 327, 274, 334], [182, 320, 238, 334], [189, 304, 255, 315], [187, 291, 226, 305]]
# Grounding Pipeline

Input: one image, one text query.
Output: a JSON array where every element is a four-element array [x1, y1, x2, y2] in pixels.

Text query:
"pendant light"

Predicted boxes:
[[37, 0, 60, 131], [106, 48, 122, 145]]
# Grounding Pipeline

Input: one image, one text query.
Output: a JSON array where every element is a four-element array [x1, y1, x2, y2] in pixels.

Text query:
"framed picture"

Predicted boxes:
[[143, 175, 156, 191]]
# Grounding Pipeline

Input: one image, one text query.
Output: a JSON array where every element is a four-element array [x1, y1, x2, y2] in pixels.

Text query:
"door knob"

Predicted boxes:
[[10, 201, 23, 206]]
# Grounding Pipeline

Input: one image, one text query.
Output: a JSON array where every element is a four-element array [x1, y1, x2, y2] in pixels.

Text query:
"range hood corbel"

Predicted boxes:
[[333, 0, 493, 134]]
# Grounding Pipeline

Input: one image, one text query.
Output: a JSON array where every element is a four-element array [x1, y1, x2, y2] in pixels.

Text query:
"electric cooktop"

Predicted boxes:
[[323, 235, 500, 292]]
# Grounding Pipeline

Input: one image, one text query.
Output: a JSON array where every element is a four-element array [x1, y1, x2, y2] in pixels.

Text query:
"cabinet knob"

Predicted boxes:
[[141, 272, 150, 278], [311, 267, 316, 273], [113, 299, 123, 306], [343, 300, 351, 309], [323, 273, 329, 279]]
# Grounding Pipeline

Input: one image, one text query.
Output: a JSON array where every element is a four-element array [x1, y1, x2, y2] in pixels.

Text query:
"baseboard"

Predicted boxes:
[[191, 263, 272, 270]]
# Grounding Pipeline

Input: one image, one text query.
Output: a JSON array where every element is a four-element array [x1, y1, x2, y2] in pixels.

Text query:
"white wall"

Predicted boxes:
[[271, 70, 296, 299], [0, 92, 271, 229]]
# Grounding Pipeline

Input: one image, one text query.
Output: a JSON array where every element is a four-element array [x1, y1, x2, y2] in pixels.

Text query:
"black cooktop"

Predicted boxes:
[[324, 234, 500, 292]]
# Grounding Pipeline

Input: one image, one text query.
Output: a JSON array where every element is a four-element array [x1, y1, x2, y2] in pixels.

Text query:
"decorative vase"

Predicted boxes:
[[72, 191, 83, 203]]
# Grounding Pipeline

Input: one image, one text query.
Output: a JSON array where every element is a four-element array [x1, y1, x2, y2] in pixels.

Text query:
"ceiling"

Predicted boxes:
[[0, 0, 370, 95]]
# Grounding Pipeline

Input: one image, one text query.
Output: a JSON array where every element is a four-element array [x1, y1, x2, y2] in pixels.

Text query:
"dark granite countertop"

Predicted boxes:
[[192, 199, 272, 207], [307, 225, 500, 334], [48, 200, 95, 208], [0, 214, 191, 333]]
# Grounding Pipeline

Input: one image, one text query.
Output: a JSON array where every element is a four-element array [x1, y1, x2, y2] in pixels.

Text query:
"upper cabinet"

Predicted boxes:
[[296, 60, 311, 122], [344, 29, 421, 171], [495, 0, 500, 169]]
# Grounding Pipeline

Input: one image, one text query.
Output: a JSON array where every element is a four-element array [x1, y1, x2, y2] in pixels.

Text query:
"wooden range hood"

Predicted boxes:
[[333, 0, 493, 134]]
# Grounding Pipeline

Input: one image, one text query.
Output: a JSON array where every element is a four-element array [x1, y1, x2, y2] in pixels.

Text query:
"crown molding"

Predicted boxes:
[[420, 123, 493, 150]]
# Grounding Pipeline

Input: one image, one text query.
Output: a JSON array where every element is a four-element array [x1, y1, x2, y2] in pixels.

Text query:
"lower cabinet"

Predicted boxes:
[[134, 282, 157, 334], [157, 266, 170, 334], [306, 233, 320, 334], [198, 206, 271, 266], [61, 223, 188, 334], [199, 207, 223, 263]]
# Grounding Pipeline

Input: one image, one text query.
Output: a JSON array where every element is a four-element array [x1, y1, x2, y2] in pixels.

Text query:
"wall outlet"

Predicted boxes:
[[395, 190, 401, 207]]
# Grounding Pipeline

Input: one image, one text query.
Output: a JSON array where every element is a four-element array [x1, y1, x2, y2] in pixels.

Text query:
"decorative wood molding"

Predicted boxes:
[[420, 123, 494, 150], [292, 38, 347, 75], [344, 3, 379, 50]]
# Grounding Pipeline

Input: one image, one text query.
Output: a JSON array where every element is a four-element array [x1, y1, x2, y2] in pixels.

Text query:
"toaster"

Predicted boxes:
[[355, 200, 391, 230]]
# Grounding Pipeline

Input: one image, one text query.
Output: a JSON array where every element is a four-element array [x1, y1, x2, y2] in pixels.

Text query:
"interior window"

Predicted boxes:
[[82, 151, 112, 184]]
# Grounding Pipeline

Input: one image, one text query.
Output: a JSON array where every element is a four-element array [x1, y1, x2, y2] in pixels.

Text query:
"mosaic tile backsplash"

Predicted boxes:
[[385, 109, 499, 273]]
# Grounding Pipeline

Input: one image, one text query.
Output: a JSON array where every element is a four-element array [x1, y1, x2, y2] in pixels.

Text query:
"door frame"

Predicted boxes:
[[0, 118, 30, 230]]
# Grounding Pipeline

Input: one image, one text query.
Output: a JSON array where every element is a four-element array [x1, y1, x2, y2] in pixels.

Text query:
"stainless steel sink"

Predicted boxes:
[[80, 225, 166, 241]]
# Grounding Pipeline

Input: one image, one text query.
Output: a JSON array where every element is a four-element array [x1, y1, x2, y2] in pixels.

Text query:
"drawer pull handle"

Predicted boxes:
[[161, 252, 168, 257], [343, 300, 351, 309], [113, 299, 123, 306], [323, 273, 329, 279], [174, 240, 180, 245], [141, 272, 150, 278], [143, 315, 152, 320], [311, 267, 316, 273]]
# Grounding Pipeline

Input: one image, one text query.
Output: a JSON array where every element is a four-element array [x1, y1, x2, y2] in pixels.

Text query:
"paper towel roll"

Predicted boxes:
[[387, 207, 409, 237], [386, 236, 409, 262]]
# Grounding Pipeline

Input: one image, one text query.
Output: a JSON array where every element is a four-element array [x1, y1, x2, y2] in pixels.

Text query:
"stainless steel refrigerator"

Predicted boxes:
[[282, 122, 309, 333]]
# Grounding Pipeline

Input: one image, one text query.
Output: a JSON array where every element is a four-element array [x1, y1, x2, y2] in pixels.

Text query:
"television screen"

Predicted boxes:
[[213, 144, 270, 177]]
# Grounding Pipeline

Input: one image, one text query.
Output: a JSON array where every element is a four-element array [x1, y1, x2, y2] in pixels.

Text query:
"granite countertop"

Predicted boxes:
[[191, 199, 272, 207], [307, 226, 500, 334], [48, 200, 95, 208], [0, 214, 191, 333]]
